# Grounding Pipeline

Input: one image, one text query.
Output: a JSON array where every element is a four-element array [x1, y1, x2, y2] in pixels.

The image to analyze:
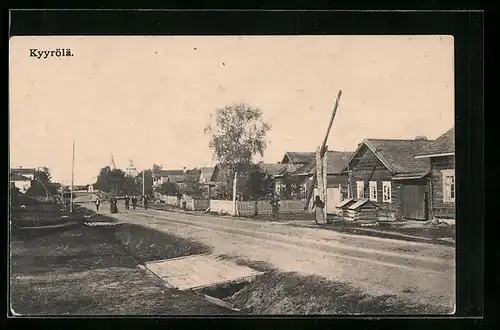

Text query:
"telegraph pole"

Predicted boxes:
[[70, 140, 75, 213]]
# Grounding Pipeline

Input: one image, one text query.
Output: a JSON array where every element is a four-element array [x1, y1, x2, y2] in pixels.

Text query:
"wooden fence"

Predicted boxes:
[[209, 199, 308, 216]]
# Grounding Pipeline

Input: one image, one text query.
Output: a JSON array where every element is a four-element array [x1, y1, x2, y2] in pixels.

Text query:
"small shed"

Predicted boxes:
[[334, 198, 356, 220], [345, 199, 378, 223]]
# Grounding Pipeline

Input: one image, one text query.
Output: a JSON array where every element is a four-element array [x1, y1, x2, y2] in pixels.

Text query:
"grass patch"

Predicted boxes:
[[112, 223, 213, 263], [225, 271, 452, 315], [10, 224, 231, 315]]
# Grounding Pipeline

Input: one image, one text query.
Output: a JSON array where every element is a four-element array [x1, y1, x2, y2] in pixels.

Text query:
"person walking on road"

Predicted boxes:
[[270, 194, 281, 221], [131, 196, 137, 210], [95, 197, 100, 212], [110, 196, 119, 214], [312, 195, 325, 224], [124, 194, 130, 210], [143, 195, 148, 210]]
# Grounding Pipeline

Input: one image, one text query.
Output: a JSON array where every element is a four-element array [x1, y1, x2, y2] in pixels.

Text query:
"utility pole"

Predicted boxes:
[[70, 140, 75, 213], [142, 170, 145, 196], [232, 171, 238, 216]]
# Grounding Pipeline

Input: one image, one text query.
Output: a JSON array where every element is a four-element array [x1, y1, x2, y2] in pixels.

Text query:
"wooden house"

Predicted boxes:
[[414, 127, 455, 222], [10, 168, 36, 193], [342, 138, 434, 221], [280, 152, 316, 173], [152, 169, 186, 188], [290, 151, 353, 212]]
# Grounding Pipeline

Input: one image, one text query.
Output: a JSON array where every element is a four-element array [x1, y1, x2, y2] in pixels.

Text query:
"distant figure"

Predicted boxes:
[[124, 194, 130, 210], [143, 195, 148, 210], [270, 194, 281, 221], [95, 197, 100, 212], [312, 195, 325, 224], [110, 196, 118, 214], [131, 196, 137, 210]]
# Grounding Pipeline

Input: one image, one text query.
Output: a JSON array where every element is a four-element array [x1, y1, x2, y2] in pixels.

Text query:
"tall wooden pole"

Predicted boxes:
[[232, 171, 238, 216], [323, 149, 328, 220], [315, 146, 324, 224], [142, 170, 145, 196], [70, 140, 75, 213], [304, 90, 343, 209]]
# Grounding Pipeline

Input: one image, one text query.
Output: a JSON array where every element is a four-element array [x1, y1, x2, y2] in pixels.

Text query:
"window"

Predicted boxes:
[[356, 181, 364, 199], [369, 181, 377, 202], [442, 170, 455, 203], [382, 181, 392, 203]]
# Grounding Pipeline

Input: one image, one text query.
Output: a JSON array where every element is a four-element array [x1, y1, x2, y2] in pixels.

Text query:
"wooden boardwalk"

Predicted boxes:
[[144, 254, 264, 291]]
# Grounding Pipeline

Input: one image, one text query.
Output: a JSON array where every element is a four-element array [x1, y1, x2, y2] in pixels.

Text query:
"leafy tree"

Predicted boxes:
[[135, 169, 153, 196], [26, 167, 58, 198], [179, 171, 202, 198], [156, 181, 179, 196], [204, 103, 271, 200]]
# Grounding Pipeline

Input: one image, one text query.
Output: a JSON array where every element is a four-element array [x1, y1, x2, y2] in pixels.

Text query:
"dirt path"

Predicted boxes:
[[82, 202, 455, 312]]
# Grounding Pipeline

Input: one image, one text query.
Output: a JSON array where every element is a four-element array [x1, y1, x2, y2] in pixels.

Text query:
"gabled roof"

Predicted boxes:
[[155, 170, 185, 178], [168, 175, 186, 183], [414, 127, 455, 158], [292, 151, 353, 176], [258, 163, 288, 176], [10, 173, 31, 181], [198, 167, 215, 182], [281, 152, 316, 164], [344, 138, 434, 175], [10, 168, 35, 176]]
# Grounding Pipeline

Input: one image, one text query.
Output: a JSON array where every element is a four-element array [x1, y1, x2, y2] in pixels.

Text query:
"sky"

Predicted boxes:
[[9, 35, 454, 185]]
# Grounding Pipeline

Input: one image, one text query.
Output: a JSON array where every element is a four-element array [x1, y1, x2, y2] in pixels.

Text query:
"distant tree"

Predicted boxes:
[[204, 103, 271, 200], [95, 166, 133, 195], [156, 181, 179, 196], [152, 164, 162, 176], [179, 172, 202, 198], [135, 169, 153, 196], [26, 167, 58, 198]]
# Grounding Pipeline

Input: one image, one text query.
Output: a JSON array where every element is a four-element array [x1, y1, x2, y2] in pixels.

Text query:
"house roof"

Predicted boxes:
[[258, 163, 288, 176], [344, 138, 434, 175], [198, 167, 215, 182], [10, 173, 31, 181], [348, 199, 378, 210], [293, 151, 353, 175], [155, 170, 185, 178], [10, 168, 35, 176], [414, 127, 455, 158], [281, 152, 316, 164], [168, 175, 186, 183]]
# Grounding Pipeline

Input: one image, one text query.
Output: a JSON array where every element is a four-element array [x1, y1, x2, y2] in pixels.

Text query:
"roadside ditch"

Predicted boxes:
[[12, 209, 453, 315]]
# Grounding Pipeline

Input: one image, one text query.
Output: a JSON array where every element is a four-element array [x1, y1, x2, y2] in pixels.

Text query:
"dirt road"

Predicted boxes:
[[82, 202, 455, 312]]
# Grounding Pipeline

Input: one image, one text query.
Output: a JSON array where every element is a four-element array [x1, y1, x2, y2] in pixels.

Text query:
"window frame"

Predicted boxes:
[[369, 181, 378, 202], [441, 169, 455, 203], [382, 181, 392, 203], [356, 181, 364, 199]]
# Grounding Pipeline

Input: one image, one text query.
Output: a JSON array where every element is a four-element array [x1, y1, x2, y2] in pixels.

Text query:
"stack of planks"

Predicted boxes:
[[345, 199, 378, 223]]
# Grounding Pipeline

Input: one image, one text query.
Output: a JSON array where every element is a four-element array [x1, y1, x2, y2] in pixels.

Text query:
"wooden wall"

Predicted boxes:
[[429, 155, 456, 220], [348, 146, 399, 214]]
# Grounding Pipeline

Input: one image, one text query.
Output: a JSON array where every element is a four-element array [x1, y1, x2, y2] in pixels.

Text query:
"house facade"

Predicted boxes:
[[10, 168, 36, 193], [343, 138, 433, 221], [414, 128, 455, 221], [292, 151, 353, 212], [152, 169, 186, 188]]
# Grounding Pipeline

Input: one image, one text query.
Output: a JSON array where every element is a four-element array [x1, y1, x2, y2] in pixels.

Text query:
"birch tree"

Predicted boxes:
[[204, 103, 271, 200]]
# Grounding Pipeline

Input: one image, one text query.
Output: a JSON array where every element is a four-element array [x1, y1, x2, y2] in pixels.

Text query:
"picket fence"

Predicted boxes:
[[155, 194, 308, 216], [156, 194, 210, 211], [209, 199, 308, 216]]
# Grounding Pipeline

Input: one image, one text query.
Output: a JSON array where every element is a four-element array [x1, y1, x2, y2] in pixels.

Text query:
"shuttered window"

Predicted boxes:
[[369, 181, 377, 202], [356, 181, 364, 199], [442, 169, 455, 203], [382, 181, 392, 203]]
